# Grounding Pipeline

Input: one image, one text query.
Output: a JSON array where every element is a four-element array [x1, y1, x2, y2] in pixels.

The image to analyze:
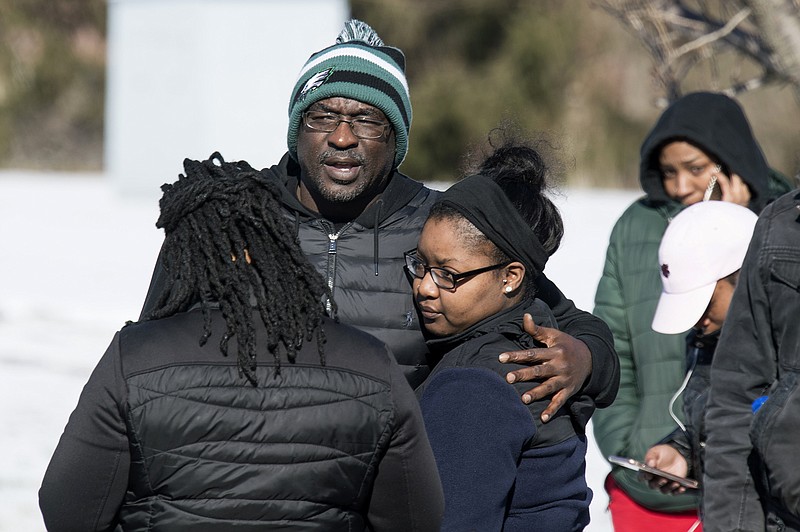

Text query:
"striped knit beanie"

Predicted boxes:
[[287, 20, 412, 168]]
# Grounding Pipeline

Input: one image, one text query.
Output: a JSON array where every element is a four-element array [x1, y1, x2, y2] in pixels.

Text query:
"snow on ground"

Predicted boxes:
[[0, 170, 641, 531]]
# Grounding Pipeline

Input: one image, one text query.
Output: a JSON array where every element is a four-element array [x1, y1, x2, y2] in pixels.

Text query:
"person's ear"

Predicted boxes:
[[502, 262, 526, 294]]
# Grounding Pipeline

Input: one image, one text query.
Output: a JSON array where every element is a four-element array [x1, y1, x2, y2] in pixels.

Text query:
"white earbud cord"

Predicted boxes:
[[668, 347, 699, 434]]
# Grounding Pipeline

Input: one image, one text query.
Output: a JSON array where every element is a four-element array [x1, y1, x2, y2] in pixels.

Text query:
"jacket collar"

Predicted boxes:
[[423, 298, 553, 357], [266, 152, 425, 229]]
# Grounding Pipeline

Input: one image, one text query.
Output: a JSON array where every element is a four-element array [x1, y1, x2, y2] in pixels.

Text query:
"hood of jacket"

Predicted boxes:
[[265, 152, 427, 230], [639, 91, 771, 212]]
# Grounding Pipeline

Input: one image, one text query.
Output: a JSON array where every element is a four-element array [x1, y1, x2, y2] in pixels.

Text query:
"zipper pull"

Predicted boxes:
[[324, 232, 339, 316], [328, 232, 339, 254]]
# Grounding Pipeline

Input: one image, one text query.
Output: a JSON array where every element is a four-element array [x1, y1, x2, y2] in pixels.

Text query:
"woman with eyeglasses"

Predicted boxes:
[[410, 131, 601, 531]]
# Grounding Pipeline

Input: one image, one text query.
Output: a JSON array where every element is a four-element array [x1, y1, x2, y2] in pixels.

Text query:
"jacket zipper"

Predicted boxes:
[[323, 221, 353, 314]]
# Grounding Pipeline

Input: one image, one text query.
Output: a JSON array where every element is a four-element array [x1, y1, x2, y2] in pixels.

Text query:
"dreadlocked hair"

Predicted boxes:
[[143, 152, 332, 385]]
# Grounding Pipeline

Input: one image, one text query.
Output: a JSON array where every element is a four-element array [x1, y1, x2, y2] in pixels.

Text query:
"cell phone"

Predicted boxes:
[[608, 455, 700, 490], [703, 174, 722, 201]]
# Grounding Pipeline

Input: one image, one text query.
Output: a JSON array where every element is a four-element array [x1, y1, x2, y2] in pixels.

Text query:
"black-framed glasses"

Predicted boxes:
[[303, 111, 390, 139], [404, 249, 509, 290]]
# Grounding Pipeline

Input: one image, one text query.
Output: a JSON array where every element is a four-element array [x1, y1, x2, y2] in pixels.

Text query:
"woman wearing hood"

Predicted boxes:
[[591, 91, 792, 531]]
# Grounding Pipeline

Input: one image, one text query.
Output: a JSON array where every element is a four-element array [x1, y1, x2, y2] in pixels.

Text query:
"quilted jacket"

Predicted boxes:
[[39, 309, 444, 531]]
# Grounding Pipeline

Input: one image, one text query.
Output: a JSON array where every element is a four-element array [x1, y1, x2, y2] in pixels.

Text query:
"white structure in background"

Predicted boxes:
[[105, 0, 348, 200]]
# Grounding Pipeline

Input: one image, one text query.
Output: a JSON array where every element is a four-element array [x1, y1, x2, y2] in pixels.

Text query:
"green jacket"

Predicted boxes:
[[592, 197, 696, 511]]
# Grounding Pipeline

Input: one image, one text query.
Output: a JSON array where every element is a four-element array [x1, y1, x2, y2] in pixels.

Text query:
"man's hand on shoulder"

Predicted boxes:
[[498, 313, 592, 422]]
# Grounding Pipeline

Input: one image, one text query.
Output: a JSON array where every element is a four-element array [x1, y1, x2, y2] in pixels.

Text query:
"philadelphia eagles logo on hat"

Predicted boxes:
[[298, 68, 334, 102], [661, 263, 670, 278]]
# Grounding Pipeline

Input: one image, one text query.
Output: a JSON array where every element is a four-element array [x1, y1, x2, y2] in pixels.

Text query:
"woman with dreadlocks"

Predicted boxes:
[[39, 154, 444, 531]]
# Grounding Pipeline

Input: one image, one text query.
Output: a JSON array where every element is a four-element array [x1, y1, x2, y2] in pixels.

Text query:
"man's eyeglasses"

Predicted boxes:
[[404, 249, 509, 290], [303, 111, 390, 139]]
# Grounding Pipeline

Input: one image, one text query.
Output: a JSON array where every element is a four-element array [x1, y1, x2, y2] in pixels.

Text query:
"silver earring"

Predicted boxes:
[[505, 286, 513, 293]]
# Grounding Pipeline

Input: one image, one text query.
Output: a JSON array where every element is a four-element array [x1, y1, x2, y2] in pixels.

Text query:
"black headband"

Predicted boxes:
[[438, 174, 549, 277]]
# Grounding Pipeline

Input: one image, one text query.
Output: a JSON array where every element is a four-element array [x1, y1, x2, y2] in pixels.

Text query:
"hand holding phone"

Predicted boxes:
[[608, 455, 700, 490]]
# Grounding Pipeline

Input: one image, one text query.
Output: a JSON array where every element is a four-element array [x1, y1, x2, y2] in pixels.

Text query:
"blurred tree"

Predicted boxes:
[[0, 0, 106, 170], [593, 0, 800, 102], [351, 0, 588, 183], [351, 0, 799, 187]]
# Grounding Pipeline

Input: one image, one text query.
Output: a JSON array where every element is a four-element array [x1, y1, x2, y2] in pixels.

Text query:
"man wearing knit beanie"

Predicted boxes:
[[140, 20, 619, 428], [287, 19, 412, 169], [286, 20, 411, 217]]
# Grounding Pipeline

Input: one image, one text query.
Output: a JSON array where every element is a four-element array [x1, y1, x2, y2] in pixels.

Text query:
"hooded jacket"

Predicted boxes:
[[592, 92, 792, 512], [39, 309, 444, 531], [141, 153, 618, 396]]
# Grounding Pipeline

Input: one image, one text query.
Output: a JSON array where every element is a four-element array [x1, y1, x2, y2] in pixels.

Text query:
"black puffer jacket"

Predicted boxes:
[[39, 309, 444, 531], [267, 154, 437, 388]]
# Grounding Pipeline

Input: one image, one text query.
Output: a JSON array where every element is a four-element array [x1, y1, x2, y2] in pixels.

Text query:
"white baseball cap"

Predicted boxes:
[[651, 201, 758, 334]]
